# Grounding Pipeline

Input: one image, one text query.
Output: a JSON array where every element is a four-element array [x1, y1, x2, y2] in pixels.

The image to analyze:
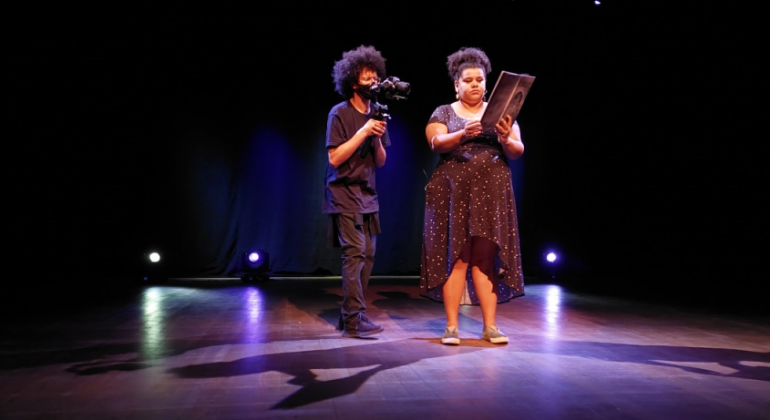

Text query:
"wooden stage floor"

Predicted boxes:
[[1, 277, 769, 419]]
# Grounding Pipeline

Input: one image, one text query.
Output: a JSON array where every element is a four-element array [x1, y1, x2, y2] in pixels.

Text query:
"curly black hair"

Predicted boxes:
[[331, 45, 387, 99], [446, 47, 492, 81]]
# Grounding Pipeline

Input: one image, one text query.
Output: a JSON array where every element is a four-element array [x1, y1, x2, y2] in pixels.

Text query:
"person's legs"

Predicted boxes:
[[468, 236, 508, 344], [443, 241, 471, 329], [336, 213, 367, 327], [470, 265, 497, 328], [439, 240, 470, 345], [440, 259, 467, 345], [443, 260, 469, 326], [360, 214, 377, 292], [336, 213, 383, 337], [468, 236, 499, 328]]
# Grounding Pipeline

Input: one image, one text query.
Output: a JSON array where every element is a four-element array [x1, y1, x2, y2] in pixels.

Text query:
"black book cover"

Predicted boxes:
[[480, 71, 536, 134]]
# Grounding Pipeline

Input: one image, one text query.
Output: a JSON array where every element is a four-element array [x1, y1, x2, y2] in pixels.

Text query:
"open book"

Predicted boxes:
[[480, 71, 536, 135]]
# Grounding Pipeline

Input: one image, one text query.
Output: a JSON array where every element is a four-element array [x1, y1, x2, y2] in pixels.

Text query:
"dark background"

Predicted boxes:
[[5, 1, 765, 314]]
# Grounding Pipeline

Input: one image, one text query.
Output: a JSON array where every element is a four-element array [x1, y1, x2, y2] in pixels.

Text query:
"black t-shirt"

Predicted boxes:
[[322, 100, 391, 214]]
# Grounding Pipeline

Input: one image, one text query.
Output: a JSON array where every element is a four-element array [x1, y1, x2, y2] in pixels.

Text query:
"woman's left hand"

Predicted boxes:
[[495, 115, 513, 143]]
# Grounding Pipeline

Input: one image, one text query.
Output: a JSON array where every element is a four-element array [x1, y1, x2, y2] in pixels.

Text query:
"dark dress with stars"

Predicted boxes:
[[420, 104, 525, 305]]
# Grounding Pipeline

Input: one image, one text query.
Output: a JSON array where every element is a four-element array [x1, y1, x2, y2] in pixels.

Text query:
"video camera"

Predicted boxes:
[[371, 76, 411, 121], [372, 76, 411, 101]]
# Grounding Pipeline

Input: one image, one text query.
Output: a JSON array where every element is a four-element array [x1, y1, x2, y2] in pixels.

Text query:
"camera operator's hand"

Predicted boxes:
[[363, 118, 387, 138]]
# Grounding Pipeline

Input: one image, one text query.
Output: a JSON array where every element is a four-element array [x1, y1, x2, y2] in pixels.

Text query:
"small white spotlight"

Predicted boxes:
[[546, 252, 558, 263], [245, 250, 268, 269], [141, 250, 167, 283], [241, 249, 270, 282]]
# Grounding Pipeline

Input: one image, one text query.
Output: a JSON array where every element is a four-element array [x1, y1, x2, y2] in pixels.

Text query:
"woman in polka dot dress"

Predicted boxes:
[[420, 47, 526, 345]]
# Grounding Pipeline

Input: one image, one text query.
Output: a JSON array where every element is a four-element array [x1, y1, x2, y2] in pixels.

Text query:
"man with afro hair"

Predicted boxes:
[[322, 45, 391, 338]]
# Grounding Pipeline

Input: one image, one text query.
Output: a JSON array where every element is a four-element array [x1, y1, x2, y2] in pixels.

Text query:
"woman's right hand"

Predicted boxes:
[[462, 119, 483, 140]]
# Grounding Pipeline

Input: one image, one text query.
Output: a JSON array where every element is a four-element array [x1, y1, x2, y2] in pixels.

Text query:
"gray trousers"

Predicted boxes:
[[335, 212, 378, 327]]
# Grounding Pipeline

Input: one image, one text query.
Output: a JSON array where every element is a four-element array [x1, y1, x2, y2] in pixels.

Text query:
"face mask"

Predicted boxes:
[[356, 83, 376, 100]]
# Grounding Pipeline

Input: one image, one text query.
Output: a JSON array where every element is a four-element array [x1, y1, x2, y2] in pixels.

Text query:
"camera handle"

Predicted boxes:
[[361, 101, 389, 158], [372, 101, 390, 121]]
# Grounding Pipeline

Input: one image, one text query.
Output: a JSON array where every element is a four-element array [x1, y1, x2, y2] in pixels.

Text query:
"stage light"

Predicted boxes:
[[247, 251, 262, 265], [542, 249, 561, 280], [241, 249, 270, 282], [141, 250, 168, 283]]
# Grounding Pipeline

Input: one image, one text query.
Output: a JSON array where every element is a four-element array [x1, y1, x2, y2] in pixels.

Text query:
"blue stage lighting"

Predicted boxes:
[[241, 249, 270, 282]]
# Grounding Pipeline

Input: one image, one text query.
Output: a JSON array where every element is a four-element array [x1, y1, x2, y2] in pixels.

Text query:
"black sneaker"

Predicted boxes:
[[342, 314, 384, 338]]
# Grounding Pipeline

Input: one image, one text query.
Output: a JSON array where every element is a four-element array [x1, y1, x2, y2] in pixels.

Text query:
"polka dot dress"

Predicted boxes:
[[420, 104, 525, 305]]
